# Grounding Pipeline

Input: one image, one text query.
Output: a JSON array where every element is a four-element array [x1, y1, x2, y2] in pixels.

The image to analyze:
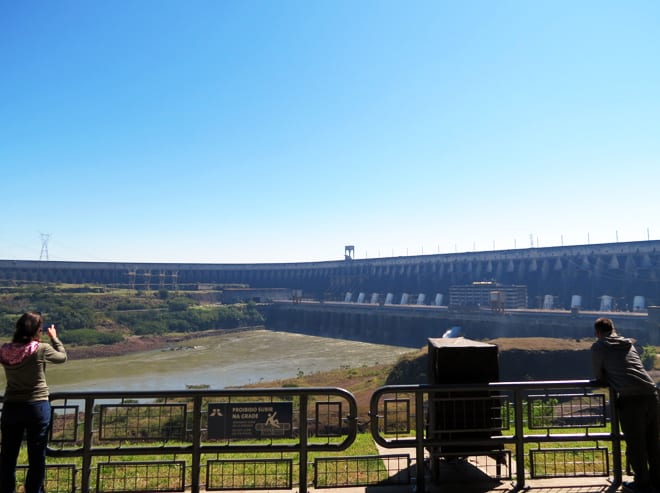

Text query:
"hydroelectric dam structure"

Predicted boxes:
[[2, 240, 660, 345], [2, 240, 659, 309]]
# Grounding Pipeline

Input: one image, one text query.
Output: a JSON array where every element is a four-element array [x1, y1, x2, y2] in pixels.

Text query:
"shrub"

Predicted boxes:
[[167, 298, 189, 312], [641, 345, 657, 371], [0, 314, 17, 336], [115, 301, 149, 310], [63, 329, 124, 346], [133, 321, 168, 335], [167, 318, 194, 332]]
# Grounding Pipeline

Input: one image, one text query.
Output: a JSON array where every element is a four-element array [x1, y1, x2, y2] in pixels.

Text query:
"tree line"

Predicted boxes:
[[0, 285, 265, 346]]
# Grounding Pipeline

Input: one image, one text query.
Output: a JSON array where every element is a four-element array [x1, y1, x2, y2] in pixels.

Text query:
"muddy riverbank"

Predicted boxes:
[[28, 329, 413, 392], [65, 327, 254, 360]]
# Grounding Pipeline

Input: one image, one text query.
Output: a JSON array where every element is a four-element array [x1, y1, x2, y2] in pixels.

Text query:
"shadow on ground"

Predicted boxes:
[[362, 457, 619, 493]]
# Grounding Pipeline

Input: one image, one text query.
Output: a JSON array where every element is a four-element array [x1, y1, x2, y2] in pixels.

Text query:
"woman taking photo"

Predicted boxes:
[[0, 311, 67, 493]]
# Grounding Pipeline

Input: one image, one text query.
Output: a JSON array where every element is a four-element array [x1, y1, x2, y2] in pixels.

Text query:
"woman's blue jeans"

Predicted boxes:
[[0, 400, 51, 493]]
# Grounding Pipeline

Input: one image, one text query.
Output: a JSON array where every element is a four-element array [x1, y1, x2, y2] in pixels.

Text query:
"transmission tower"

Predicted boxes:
[[39, 233, 51, 260]]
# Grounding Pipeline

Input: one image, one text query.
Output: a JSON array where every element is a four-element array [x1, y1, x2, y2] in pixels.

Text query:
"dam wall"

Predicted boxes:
[[2, 240, 660, 311], [266, 301, 659, 347]]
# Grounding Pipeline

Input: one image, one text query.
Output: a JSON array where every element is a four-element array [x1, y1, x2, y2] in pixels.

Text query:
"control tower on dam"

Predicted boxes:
[[1, 240, 659, 311]]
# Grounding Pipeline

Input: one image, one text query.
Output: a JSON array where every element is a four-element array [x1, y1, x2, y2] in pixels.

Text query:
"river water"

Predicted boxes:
[[3, 330, 412, 393]]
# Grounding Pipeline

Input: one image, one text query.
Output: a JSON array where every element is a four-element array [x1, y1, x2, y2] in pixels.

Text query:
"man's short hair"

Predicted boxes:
[[594, 317, 615, 335]]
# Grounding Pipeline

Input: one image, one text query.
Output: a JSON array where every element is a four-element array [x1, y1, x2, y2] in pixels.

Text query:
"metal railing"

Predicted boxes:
[[1, 380, 627, 492], [370, 379, 622, 492], [4, 387, 357, 493]]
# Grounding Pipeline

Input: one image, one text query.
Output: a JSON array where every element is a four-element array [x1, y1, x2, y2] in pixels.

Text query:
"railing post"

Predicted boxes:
[[81, 396, 95, 493], [513, 388, 526, 490], [415, 390, 426, 493], [299, 394, 309, 493], [191, 394, 202, 493], [610, 389, 623, 487]]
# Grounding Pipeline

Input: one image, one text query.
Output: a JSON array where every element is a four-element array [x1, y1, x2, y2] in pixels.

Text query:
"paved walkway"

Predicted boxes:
[[309, 476, 622, 493], [354, 444, 625, 493], [181, 443, 629, 493]]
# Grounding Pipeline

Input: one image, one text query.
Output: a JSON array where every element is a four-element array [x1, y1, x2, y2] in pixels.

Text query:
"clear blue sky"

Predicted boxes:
[[2, 1, 659, 263]]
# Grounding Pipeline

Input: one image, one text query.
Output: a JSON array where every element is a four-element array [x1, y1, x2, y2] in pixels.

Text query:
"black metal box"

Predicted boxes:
[[427, 337, 502, 459]]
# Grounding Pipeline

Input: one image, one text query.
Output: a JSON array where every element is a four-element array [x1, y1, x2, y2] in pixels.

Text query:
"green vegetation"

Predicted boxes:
[[641, 344, 658, 370], [63, 328, 124, 345], [0, 284, 264, 346]]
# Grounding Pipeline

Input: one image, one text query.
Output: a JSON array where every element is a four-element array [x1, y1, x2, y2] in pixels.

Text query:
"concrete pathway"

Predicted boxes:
[[361, 443, 624, 493]]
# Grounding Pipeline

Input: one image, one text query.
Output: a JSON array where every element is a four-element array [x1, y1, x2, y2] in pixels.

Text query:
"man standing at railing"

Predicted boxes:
[[592, 317, 660, 493]]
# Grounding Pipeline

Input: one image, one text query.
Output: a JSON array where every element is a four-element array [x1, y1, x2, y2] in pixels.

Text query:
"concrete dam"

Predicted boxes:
[[0, 240, 660, 311], [2, 240, 659, 345], [2, 240, 659, 310], [266, 300, 660, 347]]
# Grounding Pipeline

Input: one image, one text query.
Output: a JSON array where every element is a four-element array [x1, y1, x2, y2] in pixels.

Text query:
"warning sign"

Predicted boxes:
[[208, 402, 293, 439]]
